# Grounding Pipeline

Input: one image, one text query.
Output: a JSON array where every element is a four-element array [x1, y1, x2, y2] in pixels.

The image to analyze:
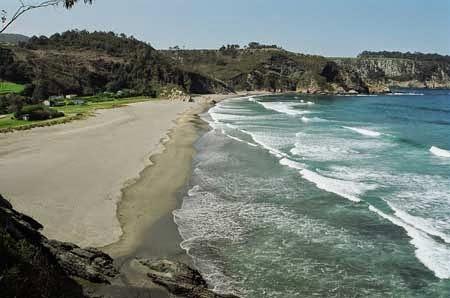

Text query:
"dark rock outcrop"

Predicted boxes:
[[0, 194, 118, 298], [1, 194, 239, 298], [138, 259, 239, 298], [43, 240, 118, 284]]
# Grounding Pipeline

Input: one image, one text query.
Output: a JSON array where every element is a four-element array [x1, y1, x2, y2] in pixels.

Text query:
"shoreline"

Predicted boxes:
[[103, 91, 270, 294], [104, 91, 270, 260]]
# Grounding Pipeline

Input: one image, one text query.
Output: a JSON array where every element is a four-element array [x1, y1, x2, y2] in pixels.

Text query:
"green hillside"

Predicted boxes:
[[0, 81, 25, 94]]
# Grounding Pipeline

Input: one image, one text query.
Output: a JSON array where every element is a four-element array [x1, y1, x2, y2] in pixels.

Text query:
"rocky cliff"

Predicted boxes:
[[0, 194, 118, 298], [332, 57, 450, 92], [2, 32, 449, 96], [163, 48, 450, 94]]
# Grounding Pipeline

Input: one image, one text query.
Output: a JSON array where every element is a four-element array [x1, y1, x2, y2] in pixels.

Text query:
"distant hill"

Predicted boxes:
[[0, 33, 29, 45], [162, 46, 450, 93], [1, 31, 449, 98], [0, 30, 230, 98]]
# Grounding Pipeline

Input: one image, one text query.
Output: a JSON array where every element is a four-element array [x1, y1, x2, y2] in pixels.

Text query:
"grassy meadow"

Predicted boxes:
[[0, 96, 151, 132], [0, 82, 25, 95]]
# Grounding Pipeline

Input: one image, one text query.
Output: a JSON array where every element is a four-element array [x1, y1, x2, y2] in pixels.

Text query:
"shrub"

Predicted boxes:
[[14, 105, 64, 121], [0, 93, 26, 114]]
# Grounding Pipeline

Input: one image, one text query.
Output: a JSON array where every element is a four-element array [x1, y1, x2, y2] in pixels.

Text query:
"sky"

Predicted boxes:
[[2, 0, 450, 57]]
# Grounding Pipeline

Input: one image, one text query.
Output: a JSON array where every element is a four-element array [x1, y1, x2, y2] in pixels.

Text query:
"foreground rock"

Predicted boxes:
[[0, 194, 239, 298], [0, 194, 117, 297], [137, 259, 239, 298]]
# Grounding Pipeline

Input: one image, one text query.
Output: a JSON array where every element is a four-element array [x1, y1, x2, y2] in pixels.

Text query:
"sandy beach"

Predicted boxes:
[[0, 99, 198, 247], [0, 92, 269, 296], [0, 92, 265, 253], [0, 92, 255, 247]]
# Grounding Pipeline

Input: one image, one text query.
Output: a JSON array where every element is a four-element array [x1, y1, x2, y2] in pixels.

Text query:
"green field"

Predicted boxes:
[[0, 82, 25, 94], [58, 96, 149, 115], [0, 96, 152, 131]]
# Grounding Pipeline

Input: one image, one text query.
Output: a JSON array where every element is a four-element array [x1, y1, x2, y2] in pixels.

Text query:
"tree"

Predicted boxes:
[[1, 0, 93, 34]]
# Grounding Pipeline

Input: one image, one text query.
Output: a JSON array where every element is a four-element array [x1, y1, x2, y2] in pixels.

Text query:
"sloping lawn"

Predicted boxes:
[[0, 82, 25, 94], [0, 96, 151, 131], [0, 115, 29, 129]]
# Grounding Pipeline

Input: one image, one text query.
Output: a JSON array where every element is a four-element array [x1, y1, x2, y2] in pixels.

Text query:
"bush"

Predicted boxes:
[[14, 105, 64, 121], [0, 94, 26, 114]]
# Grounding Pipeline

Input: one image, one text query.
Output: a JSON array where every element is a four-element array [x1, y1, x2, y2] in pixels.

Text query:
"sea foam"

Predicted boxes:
[[225, 134, 258, 147], [301, 116, 329, 123], [430, 146, 450, 158], [388, 92, 425, 96], [343, 126, 382, 137], [369, 205, 450, 279], [257, 101, 313, 116], [299, 169, 376, 202], [279, 158, 305, 170]]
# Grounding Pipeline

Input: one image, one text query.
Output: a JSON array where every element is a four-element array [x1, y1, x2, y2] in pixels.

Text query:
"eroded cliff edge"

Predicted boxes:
[[163, 48, 450, 94]]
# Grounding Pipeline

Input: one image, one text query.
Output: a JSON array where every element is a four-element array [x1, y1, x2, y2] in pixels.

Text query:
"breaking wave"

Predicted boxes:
[[342, 126, 382, 137], [257, 101, 313, 116], [430, 146, 450, 158]]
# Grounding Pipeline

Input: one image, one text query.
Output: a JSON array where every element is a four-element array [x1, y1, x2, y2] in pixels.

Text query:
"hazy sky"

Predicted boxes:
[[2, 0, 450, 56]]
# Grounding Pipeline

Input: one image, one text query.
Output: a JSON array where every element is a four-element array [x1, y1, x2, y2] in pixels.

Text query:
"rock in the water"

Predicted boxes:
[[138, 259, 239, 298]]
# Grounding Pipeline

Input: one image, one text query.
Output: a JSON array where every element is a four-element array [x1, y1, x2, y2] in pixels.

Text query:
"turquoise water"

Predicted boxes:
[[174, 90, 450, 297]]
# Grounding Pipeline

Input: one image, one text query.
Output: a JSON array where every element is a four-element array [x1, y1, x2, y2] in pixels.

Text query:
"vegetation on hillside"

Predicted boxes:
[[0, 81, 24, 94], [358, 51, 450, 63], [163, 46, 327, 92], [0, 30, 230, 104], [0, 33, 29, 45], [164, 45, 450, 93]]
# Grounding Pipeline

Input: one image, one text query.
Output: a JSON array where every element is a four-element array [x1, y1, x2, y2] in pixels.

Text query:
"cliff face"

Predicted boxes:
[[163, 48, 328, 93], [333, 58, 450, 92], [164, 49, 450, 94]]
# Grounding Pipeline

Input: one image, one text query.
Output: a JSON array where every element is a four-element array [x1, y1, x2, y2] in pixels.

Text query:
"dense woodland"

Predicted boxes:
[[358, 51, 450, 63], [20, 30, 154, 57], [0, 30, 229, 101]]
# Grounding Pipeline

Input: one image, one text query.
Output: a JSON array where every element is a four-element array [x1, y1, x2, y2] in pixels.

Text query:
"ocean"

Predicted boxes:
[[174, 90, 450, 297]]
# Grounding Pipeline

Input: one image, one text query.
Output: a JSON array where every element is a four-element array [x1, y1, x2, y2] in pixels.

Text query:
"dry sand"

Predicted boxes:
[[0, 100, 197, 247], [0, 91, 268, 256]]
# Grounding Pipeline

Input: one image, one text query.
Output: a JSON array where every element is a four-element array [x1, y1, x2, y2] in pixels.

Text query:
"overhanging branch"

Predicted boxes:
[[1, 0, 93, 34]]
